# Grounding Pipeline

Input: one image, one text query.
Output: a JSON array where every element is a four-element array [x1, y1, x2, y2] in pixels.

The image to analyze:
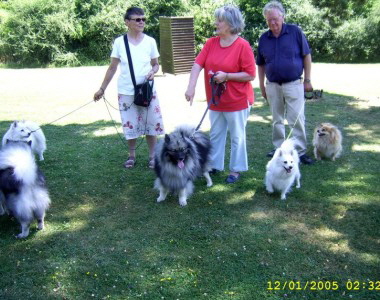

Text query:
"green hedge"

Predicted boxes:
[[0, 0, 379, 66]]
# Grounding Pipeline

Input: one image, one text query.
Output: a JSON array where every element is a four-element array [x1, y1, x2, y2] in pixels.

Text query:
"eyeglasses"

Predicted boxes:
[[129, 18, 146, 22]]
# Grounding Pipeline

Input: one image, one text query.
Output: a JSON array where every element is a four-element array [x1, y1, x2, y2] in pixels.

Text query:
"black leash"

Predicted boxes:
[[305, 89, 323, 100], [194, 74, 225, 132]]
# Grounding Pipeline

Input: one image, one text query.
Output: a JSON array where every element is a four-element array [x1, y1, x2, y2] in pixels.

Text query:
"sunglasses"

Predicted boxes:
[[129, 18, 146, 22]]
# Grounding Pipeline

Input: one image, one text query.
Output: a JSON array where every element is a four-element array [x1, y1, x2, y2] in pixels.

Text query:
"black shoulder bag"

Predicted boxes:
[[123, 34, 154, 107]]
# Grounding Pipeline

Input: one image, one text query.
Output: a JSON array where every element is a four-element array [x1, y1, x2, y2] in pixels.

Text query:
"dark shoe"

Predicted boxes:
[[299, 154, 315, 165], [225, 173, 240, 184], [209, 168, 220, 175], [267, 149, 276, 157]]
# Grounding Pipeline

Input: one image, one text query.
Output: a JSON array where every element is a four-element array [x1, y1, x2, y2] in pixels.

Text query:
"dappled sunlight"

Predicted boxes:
[[279, 221, 310, 236], [249, 210, 274, 220], [210, 184, 230, 193], [346, 123, 378, 138], [279, 221, 355, 256], [313, 226, 344, 240], [92, 126, 118, 137], [64, 202, 95, 219], [322, 113, 337, 118], [45, 219, 88, 236], [332, 173, 374, 188], [317, 238, 379, 265], [278, 222, 380, 264], [249, 114, 271, 124], [323, 239, 351, 254], [352, 144, 380, 152], [348, 98, 379, 109], [358, 253, 380, 264], [226, 191, 255, 204], [331, 205, 347, 220]]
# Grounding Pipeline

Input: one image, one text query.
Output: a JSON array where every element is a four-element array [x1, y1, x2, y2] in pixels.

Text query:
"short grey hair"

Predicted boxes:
[[263, 1, 285, 18], [215, 4, 245, 34]]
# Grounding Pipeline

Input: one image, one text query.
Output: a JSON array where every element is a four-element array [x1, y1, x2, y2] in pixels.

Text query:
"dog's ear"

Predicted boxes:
[[278, 149, 283, 157], [12, 121, 18, 128], [164, 134, 170, 144], [329, 128, 336, 141]]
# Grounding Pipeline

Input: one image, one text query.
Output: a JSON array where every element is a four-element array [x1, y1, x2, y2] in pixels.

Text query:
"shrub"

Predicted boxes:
[[0, 0, 79, 66], [0, 0, 379, 66], [188, 0, 225, 53]]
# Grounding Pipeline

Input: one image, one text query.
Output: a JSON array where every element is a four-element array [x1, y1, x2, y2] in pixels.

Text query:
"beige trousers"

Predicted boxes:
[[266, 79, 307, 155]]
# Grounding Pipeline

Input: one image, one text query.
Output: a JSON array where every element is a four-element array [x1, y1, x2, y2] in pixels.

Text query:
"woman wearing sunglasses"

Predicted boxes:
[[94, 7, 165, 169], [185, 5, 256, 184]]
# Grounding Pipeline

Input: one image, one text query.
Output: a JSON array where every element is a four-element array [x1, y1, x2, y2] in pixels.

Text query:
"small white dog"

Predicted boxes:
[[2, 120, 46, 161], [265, 139, 301, 200]]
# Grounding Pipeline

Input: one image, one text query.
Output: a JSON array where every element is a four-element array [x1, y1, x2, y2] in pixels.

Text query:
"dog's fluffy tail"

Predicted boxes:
[[0, 142, 37, 185], [280, 139, 296, 153], [274, 138, 299, 163]]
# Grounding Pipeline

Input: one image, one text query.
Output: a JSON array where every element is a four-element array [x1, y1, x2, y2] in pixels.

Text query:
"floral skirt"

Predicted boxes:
[[118, 91, 165, 140]]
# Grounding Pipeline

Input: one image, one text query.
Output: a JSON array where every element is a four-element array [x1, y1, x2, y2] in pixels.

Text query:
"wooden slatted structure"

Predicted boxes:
[[159, 16, 195, 75]]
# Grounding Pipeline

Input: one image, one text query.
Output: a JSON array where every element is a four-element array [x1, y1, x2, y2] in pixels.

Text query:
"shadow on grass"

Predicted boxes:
[[0, 90, 379, 299]]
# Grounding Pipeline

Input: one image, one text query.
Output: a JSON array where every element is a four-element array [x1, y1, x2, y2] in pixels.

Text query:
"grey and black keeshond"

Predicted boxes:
[[154, 125, 213, 206], [0, 141, 51, 238]]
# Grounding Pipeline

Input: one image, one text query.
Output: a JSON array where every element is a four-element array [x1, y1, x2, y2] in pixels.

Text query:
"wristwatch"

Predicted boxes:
[[304, 79, 311, 83]]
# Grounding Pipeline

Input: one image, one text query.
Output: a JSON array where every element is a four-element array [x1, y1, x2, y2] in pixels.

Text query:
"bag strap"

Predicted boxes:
[[123, 34, 137, 88]]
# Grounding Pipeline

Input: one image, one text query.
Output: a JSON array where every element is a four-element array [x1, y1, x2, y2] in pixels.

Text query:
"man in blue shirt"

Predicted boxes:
[[257, 0, 314, 164]]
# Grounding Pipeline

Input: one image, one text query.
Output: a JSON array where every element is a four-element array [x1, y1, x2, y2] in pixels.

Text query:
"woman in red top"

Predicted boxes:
[[185, 4, 256, 183]]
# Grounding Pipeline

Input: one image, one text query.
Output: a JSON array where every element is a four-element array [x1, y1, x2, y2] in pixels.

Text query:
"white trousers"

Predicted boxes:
[[209, 107, 250, 172], [266, 79, 307, 155]]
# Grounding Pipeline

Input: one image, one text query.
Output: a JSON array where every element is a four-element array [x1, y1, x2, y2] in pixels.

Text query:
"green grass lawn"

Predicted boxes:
[[0, 75, 379, 299]]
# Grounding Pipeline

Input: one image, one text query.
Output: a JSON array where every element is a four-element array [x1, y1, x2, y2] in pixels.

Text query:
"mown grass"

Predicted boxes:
[[0, 85, 379, 299]]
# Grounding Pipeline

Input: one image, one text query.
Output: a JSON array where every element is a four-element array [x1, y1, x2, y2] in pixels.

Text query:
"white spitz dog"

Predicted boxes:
[[265, 139, 301, 200], [2, 120, 46, 161], [0, 141, 51, 238]]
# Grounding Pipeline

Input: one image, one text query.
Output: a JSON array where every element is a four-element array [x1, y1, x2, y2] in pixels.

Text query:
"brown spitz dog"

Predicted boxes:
[[312, 123, 343, 161]]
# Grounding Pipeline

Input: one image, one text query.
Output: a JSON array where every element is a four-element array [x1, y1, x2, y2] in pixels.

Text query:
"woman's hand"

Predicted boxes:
[[146, 70, 155, 80], [213, 71, 228, 83], [94, 88, 105, 101], [185, 86, 195, 106]]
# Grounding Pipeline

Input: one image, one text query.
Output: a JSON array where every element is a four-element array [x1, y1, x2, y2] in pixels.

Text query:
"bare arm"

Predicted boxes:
[[146, 57, 160, 80], [185, 63, 203, 106], [93, 58, 120, 101], [303, 54, 313, 92], [258, 65, 267, 99], [212, 71, 255, 84]]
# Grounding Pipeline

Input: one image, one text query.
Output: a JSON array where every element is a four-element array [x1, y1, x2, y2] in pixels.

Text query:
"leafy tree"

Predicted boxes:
[[0, 0, 379, 65]]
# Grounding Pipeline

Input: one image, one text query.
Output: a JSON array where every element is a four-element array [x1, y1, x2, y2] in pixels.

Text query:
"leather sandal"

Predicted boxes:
[[148, 157, 154, 169], [124, 156, 136, 168]]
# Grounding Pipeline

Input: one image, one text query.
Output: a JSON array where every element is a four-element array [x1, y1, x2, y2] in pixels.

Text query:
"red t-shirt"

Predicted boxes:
[[195, 36, 256, 112]]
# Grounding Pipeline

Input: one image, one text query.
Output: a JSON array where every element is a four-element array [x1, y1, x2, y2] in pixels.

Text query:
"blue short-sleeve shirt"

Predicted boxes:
[[256, 23, 311, 83]]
